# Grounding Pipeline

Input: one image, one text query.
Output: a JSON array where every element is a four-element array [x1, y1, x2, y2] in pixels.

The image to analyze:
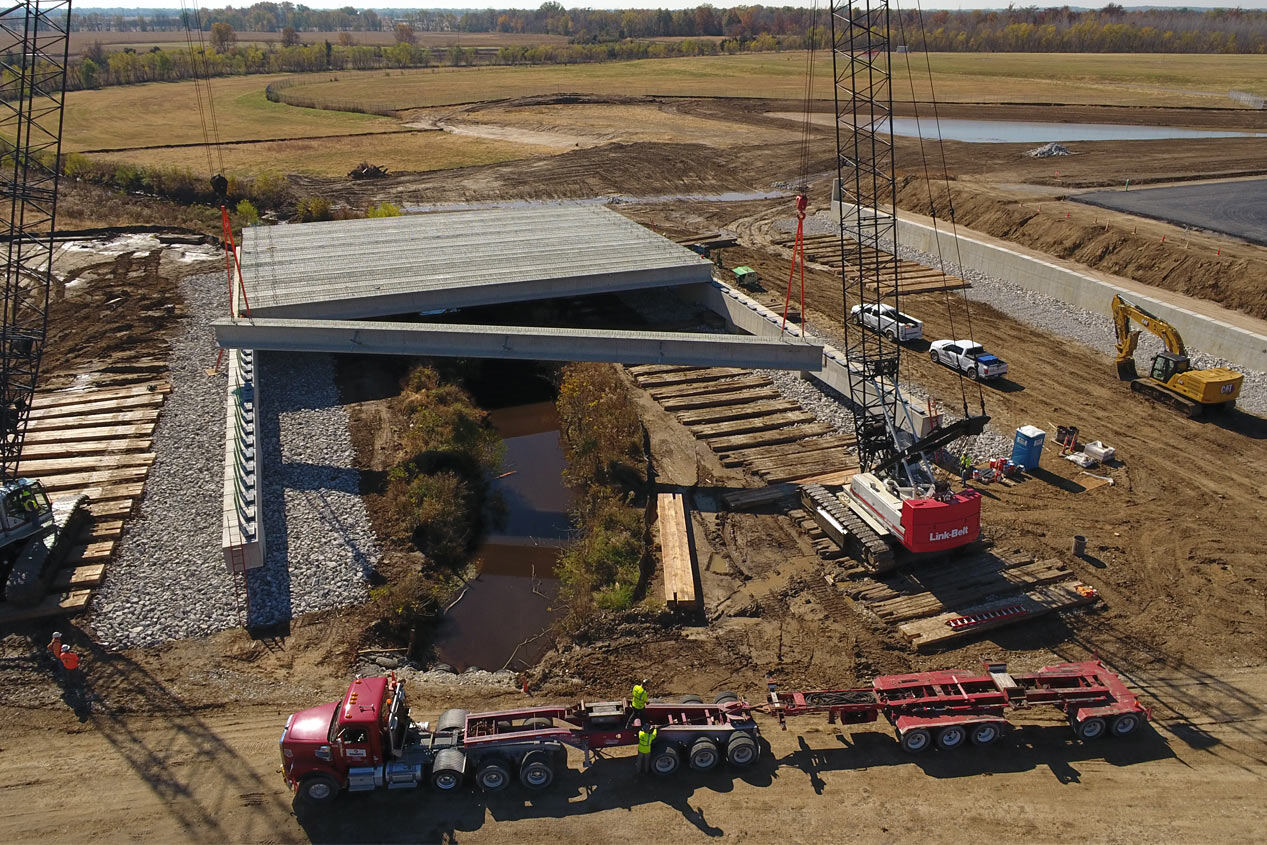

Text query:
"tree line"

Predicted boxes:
[[74, 4, 1267, 54]]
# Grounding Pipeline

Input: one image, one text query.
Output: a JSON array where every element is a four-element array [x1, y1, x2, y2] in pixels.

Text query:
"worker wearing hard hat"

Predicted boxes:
[[629, 681, 648, 727], [58, 644, 81, 685], [635, 721, 657, 776]]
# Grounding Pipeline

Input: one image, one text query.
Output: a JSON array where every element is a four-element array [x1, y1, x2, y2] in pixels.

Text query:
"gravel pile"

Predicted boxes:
[[91, 273, 237, 648], [1027, 142, 1072, 158], [247, 351, 375, 625], [90, 272, 376, 649]]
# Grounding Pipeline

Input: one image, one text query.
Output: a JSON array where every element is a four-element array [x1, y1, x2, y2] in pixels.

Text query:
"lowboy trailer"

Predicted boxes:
[[764, 659, 1151, 752], [282, 660, 1150, 804]]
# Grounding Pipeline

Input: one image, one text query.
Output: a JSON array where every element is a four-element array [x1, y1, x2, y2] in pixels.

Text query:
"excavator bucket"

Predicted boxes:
[[1116, 359, 1137, 381]]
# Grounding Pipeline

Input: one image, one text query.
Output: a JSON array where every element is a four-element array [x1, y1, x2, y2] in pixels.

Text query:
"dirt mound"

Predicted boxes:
[[896, 176, 1267, 320]]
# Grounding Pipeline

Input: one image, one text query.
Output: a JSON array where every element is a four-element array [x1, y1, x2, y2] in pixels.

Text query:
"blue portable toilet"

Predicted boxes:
[[1011, 425, 1045, 471]]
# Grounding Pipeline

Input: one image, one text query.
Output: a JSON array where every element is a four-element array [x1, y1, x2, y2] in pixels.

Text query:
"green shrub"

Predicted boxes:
[[295, 195, 332, 222], [235, 199, 261, 226], [367, 201, 402, 218]]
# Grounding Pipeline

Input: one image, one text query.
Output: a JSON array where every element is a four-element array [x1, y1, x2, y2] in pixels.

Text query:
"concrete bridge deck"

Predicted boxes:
[[240, 205, 714, 319]]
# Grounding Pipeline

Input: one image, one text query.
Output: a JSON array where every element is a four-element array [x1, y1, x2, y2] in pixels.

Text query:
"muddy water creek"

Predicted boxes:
[[433, 401, 571, 672]]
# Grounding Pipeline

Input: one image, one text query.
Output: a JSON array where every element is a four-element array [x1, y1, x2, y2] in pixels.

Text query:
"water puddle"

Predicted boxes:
[[434, 401, 572, 672]]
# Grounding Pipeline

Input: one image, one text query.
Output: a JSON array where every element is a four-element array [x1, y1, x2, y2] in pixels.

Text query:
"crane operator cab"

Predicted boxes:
[[0, 478, 53, 543]]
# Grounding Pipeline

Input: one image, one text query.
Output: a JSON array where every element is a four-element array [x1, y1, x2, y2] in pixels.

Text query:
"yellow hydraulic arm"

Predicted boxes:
[[1111, 294, 1187, 374]]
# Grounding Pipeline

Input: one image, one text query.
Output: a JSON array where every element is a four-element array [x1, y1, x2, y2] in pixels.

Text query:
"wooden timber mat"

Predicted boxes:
[[1, 370, 170, 623], [628, 364, 859, 486], [772, 232, 970, 297]]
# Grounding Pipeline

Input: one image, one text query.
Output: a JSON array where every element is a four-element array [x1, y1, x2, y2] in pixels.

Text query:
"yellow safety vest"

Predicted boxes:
[[631, 685, 648, 710], [637, 728, 656, 753]]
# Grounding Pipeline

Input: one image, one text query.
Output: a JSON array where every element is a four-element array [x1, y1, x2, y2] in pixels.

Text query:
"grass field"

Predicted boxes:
[[81, 130, 555, 178], [278, 52, 1267, 112], [62, 51, 1267, 179], [62, 74, 400, 151]]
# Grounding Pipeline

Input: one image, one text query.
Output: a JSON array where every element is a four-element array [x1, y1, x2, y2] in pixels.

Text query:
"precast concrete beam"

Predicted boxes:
[[212, 318, 825, 371]]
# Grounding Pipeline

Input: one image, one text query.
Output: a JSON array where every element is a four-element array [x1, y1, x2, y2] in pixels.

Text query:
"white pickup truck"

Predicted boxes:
[[929, 339, 1009, 380], [850, 303, 923, 342]]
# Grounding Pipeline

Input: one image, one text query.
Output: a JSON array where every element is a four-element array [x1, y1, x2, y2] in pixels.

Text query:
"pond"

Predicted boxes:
[[433, 400, 572, 673], [771, 111, 1267, 143]]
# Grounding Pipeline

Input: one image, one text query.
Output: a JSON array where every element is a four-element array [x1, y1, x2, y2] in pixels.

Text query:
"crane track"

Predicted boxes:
[[799, 484, 896, 573]]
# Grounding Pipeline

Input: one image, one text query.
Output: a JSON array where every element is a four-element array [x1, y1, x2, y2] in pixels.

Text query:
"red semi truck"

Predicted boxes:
[[280, 676, 760, 804], [281, 660, 1149, 804]]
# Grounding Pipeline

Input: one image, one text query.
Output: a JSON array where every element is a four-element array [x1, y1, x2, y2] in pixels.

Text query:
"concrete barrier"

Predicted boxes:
[[894, 213, 1267, 373], [222, 346, 264, 573]]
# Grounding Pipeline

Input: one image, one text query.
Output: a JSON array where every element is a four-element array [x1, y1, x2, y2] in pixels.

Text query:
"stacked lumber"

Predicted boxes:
[[772, 232, 970, 296], [0, 375, 170, 623], [657, 492, 697, 610], [629, 365, 858, 487]]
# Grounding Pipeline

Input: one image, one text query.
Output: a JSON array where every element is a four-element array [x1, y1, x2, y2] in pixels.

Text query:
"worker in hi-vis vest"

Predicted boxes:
[[636, 722, 657, 775], [629, 681, 648, 726]]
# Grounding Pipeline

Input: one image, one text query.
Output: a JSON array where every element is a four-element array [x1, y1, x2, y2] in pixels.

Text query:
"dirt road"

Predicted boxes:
[[2, 658, 1263, 844]]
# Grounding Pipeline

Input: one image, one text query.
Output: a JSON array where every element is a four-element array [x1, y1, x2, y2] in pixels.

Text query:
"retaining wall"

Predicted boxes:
[[893, 212, 1267, 373]]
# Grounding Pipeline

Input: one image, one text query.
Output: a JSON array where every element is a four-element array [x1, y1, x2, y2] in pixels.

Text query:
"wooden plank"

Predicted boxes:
[[87, 520, 125, 539], [761, 463, 858, 484], [636, 367, 751, 388], [52, 564, 106, 589], [33, 382, 169, 409], [627, 364, 702, 378], [68, 539, 117, 563], [20, 439, 152, 460], [901, 581, 1099, 651], [659, 388, 779, 413], [675, 399, 802, 426], [28, 392, 165, 421], [38, 466, 150, 494], [706, 424, 834, 452], [744, 448, 855, 474], [657, 492, 697, 610], [647, 374, 771, 400], [21, 423, 155, 444], [18, 453, 155, 476], [869, 563, 1073, 623], [719, 435, 856, 466], [86, 499, 139, 518], [26, 408, 160, 431], [689, 411, 817, 439], [76, 482, 145, 503], [790, 468, 860, 486], [721, 484, 798, 511], [0, 589, 91, 623]]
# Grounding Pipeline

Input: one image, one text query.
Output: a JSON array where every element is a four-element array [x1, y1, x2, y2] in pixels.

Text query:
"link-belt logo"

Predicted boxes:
[[929, 526, 969, 542]]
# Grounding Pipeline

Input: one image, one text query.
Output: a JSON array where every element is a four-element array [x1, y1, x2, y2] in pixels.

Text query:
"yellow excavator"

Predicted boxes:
[[1111, 294, 1242, 416]]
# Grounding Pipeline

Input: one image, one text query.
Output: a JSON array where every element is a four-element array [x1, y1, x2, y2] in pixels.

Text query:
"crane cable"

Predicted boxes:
[[893, 1, 986, 423], [181, 0, 251, 376], [782, 0, 820, 334]]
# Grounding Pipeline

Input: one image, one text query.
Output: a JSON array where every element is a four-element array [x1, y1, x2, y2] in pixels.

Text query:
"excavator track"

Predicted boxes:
[[799, 484, 896, 574], [4, 494, 91, 606], [1130, 379, 1202, 417]]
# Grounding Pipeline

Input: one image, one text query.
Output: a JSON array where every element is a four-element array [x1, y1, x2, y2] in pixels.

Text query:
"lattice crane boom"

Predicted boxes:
[[0, 0, 71, 481]]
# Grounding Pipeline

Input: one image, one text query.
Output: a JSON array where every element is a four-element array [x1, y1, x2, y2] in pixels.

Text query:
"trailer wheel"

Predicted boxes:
[[936, 726, 967, 750], [688, 738, 720, 771], [650, 743, 681, 776], [726, 733, 759, 767], [681, 694, 704, 704], [900, 727, 932, 753], [436, 708, 469, 734], [713, 691, 739, 705], [1110, 713, 1142, 738], [430, 748, 466, 791], [476, 760, 511, 792], [1073, 716, 1107, 741], [970, 723, 1001, 746], [298, 774, 339, 805], [521, 717, 553, 731], [519, 751, 555, 790]]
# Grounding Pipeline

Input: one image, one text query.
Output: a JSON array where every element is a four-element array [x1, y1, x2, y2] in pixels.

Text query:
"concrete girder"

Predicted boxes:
[[212, 318, 825, 371]]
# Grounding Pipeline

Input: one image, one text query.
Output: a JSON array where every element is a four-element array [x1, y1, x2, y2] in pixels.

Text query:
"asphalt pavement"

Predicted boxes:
[[1073, 178, 1267, 246]]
